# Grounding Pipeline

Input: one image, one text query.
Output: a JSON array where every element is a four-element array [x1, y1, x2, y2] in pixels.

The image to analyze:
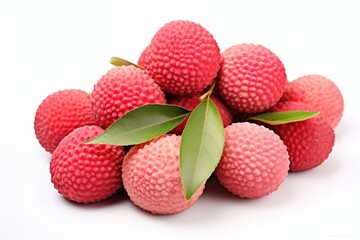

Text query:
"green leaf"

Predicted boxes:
[[85, 104, 190, 146], [110, 56, 144, 70], [180, 97, 225, 200], [249, 110, 320, 125]]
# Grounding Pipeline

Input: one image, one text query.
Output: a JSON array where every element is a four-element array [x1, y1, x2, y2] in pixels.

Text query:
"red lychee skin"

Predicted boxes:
[[122, 134, 204, 215], [91, 65, 166, 129], [215, 122, 289, 199], [138, 45, 150, 68], [50, 125, 125, 203], [281, 74, 344, 128], [34, 89, 97, 153], [168, 94, 233, 134], [269, 101, 335, 171], [138, 20, 221, 96], [218, 44, 287, 114]]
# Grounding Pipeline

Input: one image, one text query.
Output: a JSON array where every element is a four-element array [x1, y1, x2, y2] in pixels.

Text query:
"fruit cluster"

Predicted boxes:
[[34, 20, 344, 215]]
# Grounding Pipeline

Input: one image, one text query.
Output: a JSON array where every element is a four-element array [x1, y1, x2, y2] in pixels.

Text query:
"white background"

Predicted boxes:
[[1, 0, 359, 239]]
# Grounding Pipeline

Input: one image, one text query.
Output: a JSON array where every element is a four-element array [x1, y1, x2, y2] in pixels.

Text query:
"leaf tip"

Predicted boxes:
[[83, 138, 95, 145], [109, 56, 123, 67], [185, 191, 194, 201]]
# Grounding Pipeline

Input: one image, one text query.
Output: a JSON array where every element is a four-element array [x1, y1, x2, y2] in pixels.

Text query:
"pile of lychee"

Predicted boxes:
[[34, 20, 344, 215]]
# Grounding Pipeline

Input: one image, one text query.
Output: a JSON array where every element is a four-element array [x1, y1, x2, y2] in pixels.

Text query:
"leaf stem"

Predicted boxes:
[[110, 56, 144, 70], [199, 79, 217, 101]]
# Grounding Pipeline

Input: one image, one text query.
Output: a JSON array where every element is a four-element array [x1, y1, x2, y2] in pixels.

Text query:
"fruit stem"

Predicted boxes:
[[110, 56, 144, 70], [199, 79, 217, 101]]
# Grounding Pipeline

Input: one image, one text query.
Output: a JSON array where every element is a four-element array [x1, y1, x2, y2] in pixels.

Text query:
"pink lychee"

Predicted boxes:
[[218, 43, 287, 114], [138, 20, 221, 96], [281, 74, 344, 128], [122, 134, 204, 214], [216, 122, 290, 198]]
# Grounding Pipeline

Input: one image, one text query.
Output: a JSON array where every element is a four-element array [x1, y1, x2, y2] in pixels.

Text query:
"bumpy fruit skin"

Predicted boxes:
[[122, 134, 204, 214], [168, 94, 233, 134], [34, 89, 97, 153], [138, 45, 150, 68], [91, 65, 166, 128], [270, 101, 335, 171], [215, 122, 289, 199], [50, 125, 125, 203], [138, 20, 221, 96], [218, 44, 287, 114], [281, 74, 344, 128]]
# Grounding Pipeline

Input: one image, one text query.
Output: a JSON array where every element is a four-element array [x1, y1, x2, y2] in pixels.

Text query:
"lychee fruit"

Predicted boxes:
[[168, 94, 233, 134], [217, 43, 287, 114], [269, 101, 335, 171], [138, 45, 150, 68], [138, 20, 221, 96], [122, 134, 204, 214], [50, 125, 125, 203], [215, 122, 290, 199], [34, 89, 97, 153], [281, 74, 344, 128], [91, 65, 166, 129]]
